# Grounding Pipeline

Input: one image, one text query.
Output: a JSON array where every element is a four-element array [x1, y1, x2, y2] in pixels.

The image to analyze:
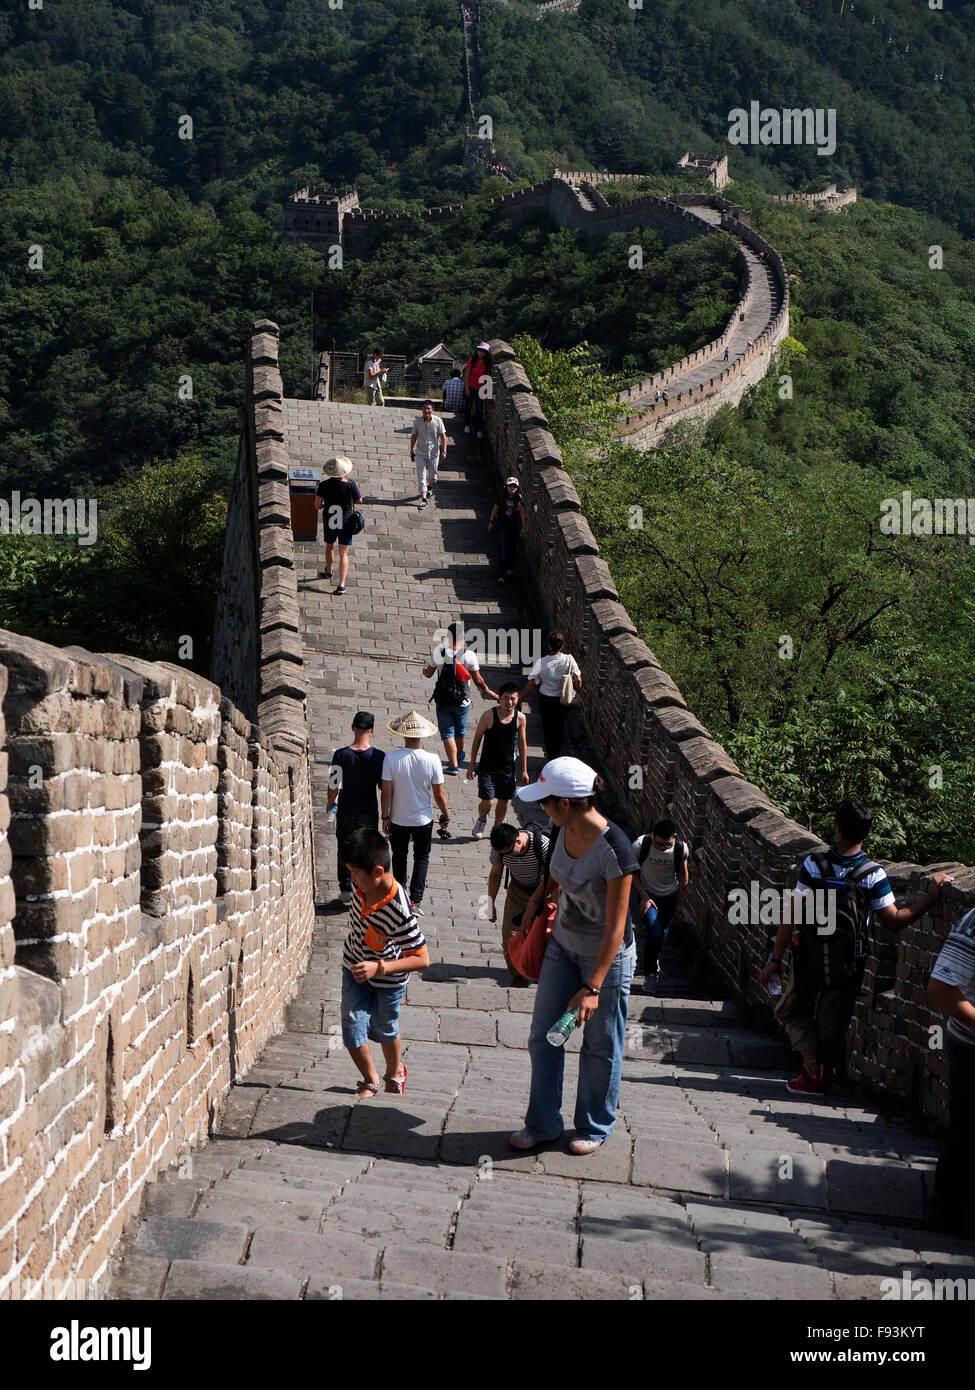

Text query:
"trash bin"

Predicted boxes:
[[289, 469, 319, 541]]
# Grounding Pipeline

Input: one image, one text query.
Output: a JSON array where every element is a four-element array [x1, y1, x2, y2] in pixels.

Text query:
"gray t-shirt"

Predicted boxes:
[[550, 821, 639, 952]]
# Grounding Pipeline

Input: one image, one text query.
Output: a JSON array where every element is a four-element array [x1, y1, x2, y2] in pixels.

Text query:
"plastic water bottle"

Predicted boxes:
[[546, 1005, 580, 1048], [327, 806, 337, 820], [767, 967, 782, 998]]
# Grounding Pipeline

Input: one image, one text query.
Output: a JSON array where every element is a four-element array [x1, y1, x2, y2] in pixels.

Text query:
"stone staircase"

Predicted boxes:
[[109, 401, 971, 1300]]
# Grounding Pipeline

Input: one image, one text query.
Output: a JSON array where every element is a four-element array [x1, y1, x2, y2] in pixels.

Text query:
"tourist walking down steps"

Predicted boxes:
[[510, 757, 638, 1156], [410, 400, 447, 509]]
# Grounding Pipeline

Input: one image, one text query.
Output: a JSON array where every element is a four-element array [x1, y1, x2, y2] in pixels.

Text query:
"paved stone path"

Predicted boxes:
[[109, 403, 971, 1301], [625, 206, 781, 413]]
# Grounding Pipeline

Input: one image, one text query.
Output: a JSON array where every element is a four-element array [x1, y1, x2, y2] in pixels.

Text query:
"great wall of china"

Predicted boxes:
[[1, 307, 970, 1295], [285, 173, 790, 445]]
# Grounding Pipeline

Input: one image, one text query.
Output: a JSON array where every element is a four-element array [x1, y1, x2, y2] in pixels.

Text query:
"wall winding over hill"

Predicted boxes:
[[0, 322, 314, 1298], [482, 338, 974, 1124]]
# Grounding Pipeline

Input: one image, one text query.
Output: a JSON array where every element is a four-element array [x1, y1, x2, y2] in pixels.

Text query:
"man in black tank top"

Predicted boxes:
[[465, 683, 528, 839]]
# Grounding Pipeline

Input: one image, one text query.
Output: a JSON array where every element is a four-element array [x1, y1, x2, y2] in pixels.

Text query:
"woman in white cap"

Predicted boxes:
[[314, 455, 364, 596], [511, 757, 638, 1155], [487, 477, 527, 585], [381, 710, 451, 914], [463, 341, 493, 437]]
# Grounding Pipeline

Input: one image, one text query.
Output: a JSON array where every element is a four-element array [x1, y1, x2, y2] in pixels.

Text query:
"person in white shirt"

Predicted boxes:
[[381, 710, 450, 914], [364, 349, 385, 407], [409, 400, 447, 509], [519, 630, 582, 760], [928, 907, 975, 1235]]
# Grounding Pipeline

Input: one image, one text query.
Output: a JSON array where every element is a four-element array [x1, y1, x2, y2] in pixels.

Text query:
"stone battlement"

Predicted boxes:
[[0, 320, 314, 1299], [481, 337, 973, 1123], [772, 185, 857, 211]]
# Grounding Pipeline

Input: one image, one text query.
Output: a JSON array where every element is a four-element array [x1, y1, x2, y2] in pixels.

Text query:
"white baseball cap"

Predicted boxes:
[[517, 757, 598, 803]]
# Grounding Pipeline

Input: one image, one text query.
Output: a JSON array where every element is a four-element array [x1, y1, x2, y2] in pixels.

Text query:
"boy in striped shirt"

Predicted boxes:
[[339, 827, 429, 1099]]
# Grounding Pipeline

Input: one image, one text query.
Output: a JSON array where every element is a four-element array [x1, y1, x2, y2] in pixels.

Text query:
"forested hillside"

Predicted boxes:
[[486, 0, 975, 234], [1, 0, 973, 858]]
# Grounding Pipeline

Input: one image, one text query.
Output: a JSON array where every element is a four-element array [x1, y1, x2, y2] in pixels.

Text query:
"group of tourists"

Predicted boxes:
[[329, 660, 973, 1223], [320, 351, 974, 1234]]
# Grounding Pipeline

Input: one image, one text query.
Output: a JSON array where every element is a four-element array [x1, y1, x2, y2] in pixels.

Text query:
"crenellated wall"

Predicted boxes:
[[0, 320, 314, 1300], [482, 337, 975, 1125]]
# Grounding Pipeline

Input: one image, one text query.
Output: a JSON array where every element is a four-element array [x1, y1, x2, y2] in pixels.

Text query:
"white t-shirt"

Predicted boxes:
[[632, 836, 681, 900], [432, 646, 481, 707], [529, 652, 580, 697], [383, 746, 444, 826], [364, 359, 382, 388]]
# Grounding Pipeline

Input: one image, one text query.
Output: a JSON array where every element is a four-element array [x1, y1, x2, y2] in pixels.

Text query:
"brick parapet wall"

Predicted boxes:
[[0, 320, 314, 1300], [483, 337, 975, 1126]]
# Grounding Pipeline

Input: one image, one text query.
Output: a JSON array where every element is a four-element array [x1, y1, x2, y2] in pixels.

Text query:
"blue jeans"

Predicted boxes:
[[525, 932, 635, 1143]]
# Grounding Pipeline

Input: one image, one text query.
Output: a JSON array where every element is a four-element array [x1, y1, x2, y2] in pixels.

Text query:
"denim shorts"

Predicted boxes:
[[477, 770, 515, 802], [436, 704, 469, 740], [341, 967, 408, 1048]]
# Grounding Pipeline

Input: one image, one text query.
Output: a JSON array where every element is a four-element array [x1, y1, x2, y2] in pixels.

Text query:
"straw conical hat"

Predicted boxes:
[[323, 455, 353, 478], [387, 709, 438, 739]]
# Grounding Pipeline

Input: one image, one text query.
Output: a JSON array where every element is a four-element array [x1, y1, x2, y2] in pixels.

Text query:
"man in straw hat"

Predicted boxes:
[[314, 455, 364, 595], [381, 710, 451, 915]]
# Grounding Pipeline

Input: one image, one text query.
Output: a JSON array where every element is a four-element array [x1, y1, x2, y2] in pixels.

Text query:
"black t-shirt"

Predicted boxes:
[[316, 478, 361, 528], [331, 745, 384, 815], [497, 490, 523, 530]]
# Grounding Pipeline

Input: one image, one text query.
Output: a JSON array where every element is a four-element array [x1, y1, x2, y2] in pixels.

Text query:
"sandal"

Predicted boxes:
[[383, 1065, 407, 1095], [355, 1079, 380, 1099]]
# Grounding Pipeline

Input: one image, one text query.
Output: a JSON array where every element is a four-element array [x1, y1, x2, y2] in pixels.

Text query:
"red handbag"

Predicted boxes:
[[508, 899, 557, 981]]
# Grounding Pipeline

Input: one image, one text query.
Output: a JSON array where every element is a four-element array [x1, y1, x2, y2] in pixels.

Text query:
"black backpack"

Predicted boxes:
[[431, 658, 467, 708], [638, 835, 687, 875], [794, 851, 879, 991]]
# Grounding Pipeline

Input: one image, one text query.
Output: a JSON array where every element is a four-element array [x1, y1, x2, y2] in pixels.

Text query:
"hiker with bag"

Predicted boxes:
[[315, 455, 365, 596], [519, 631, 582, 761], [760, 798, 953, 1096], [421, 621, 498, 775], [486, 821, 550, 988], [631, 819, 689, 993], [509, 757, 638, 1156]]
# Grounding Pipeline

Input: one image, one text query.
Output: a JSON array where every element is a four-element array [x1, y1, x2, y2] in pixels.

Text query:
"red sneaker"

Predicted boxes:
[[786, 1064, 828, 1095]]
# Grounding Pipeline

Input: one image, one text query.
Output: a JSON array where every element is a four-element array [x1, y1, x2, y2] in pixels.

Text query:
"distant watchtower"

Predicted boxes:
[[283, 187, 360, 254], [676, 153, 730, 190]]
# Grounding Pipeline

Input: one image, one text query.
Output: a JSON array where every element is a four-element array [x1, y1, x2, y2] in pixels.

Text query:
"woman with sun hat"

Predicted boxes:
[[510, 757, 638, 1156]]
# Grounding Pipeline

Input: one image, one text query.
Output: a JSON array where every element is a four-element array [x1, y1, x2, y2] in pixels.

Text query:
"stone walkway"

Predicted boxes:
[[109, 402, 971, 1301]]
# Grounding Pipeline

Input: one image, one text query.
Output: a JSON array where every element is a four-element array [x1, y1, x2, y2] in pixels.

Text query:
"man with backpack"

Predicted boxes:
[[760, 799, 953, 1096], [631, 819, 689, 993], [421, 621, 498, 776], [487, 822, 550, 987]]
